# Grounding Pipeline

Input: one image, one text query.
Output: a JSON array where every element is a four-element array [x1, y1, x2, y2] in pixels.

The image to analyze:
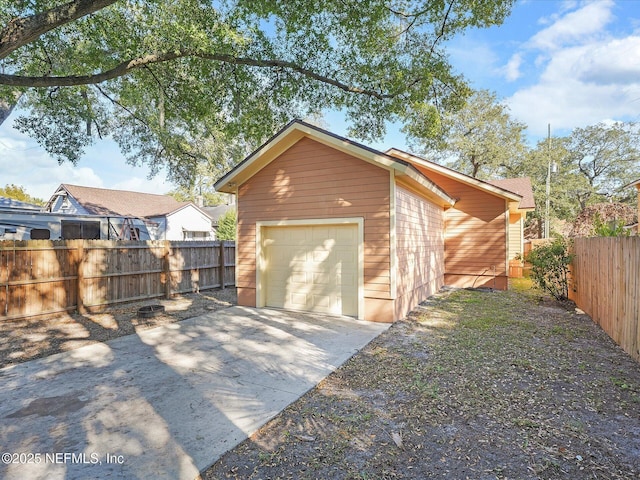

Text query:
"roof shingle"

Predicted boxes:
[[60, 184, 190, 218], [488, 177, 536, 210]]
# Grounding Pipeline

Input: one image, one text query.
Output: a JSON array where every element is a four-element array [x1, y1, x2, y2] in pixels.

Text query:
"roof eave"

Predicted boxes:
[[394, 166, 456, 206], [387, 148, 523, 203]]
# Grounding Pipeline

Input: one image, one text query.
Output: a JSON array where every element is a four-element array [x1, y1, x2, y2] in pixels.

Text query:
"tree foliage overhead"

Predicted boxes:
[[0, 0, 515, 186], [405, 89, 528, 179]]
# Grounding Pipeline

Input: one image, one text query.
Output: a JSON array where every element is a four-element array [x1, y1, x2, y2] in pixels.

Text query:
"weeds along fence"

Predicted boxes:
[[0, 240, 235, 321], [570, 237, 640, 362]]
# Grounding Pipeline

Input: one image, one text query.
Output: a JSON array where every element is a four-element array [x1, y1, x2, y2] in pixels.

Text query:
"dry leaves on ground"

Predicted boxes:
[[204, 281, 640, 480]]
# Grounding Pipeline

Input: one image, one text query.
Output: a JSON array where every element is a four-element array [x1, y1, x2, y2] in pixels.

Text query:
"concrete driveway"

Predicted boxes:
[[0, 306, 389, 480]]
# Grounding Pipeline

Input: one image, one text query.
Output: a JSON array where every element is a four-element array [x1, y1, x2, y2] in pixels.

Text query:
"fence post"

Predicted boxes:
[[219, 241, 226, 289], [76, 240, 87, 315], [164, 240, 172, 299]]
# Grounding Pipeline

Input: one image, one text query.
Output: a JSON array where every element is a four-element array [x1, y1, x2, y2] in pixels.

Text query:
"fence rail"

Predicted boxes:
[[1, 240, 235, 321], [570, 237, 640, 362]]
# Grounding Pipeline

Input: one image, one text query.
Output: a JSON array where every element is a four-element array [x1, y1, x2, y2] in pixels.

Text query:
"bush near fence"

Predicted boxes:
[[570, 237, 640, 363], [0, 240, 235, 321]]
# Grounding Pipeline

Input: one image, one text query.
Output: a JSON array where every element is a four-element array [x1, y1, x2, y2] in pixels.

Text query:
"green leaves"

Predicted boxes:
[[525, 239, 574, 301], [407, 89, 527, 179], [0, 0, 515, 183], [216, 208, 236, 241]]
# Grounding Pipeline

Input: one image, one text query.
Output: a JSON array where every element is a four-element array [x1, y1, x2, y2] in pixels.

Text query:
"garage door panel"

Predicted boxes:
[[263, 224, 359, 316]]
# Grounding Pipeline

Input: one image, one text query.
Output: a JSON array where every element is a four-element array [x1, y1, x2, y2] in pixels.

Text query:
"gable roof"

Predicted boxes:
[[215, 119, 456, 207], [50, 184, 195, 218], [202, 204, 236, 225], [488, 177, 536, 210], [385, 148, 535, 213]]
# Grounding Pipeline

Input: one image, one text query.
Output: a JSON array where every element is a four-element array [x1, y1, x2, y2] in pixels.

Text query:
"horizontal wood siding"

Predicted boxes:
[[415, 168, 508, 289], [237, 137, 391, 304], [395, 184, 445, 319], [509, 212, 523, 260]]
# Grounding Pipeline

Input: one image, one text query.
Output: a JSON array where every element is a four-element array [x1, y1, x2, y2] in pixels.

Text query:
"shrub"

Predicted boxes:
[[592, 213, 631, 237], [525, 238, 574, 301], [216, 209, 236, 240]]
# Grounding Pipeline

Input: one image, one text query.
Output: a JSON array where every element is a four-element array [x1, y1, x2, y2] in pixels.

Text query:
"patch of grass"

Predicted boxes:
[[610, 376, 633, 390], [412, 378, 439, 398], [565, 418, 586, 433], [206, 284, 640, 480], [460, 315, 512, 330], [549, 324, 578, 340]]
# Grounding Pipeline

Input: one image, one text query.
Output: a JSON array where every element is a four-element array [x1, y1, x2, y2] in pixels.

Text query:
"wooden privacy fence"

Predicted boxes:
[[570, 237, 640, 362], [0, 240, 235, 321]]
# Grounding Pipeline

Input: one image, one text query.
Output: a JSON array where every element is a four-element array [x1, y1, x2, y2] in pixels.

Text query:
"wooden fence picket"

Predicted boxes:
[[0, 240, 235, 321]]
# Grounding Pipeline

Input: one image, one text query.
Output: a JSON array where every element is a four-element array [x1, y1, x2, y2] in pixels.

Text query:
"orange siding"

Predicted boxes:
[[415, 168, 508, 290], [395, 184, 445, 319], [237, 137, 392, 310]]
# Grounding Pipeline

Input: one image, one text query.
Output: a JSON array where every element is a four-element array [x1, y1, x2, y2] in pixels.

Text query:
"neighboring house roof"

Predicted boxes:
[[214, 119, 457, 207], [49, 184, 195, 218], [488, 177, 536, 210], [202, 204, 235, 226], [0, 197, 42, 212]]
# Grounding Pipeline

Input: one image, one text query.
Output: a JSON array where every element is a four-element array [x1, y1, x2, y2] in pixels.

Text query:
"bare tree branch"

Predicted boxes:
[[0, 50, 394, 99], [0, 0, 117, 59]]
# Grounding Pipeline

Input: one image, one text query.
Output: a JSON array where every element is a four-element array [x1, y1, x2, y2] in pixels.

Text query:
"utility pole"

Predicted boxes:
[[545, 124, 557, 238]]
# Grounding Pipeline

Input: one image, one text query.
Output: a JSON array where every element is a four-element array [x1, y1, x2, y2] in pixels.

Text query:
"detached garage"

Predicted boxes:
[[215, 120, 456, 323], [215, 120, 533, 322]]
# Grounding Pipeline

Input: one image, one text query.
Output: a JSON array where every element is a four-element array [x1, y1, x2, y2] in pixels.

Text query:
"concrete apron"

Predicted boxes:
[[0, 306, 389, 480]]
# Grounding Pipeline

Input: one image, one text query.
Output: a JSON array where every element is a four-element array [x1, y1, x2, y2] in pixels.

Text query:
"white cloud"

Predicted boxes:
[[529, 0, 615, 51], [572, 36, 640, 85], [504, 53, 522, 81], [113, 175, 173, 195], [501, 1, 640, 137], [0, 125, 176, 200], [507, 37, 640, 136]]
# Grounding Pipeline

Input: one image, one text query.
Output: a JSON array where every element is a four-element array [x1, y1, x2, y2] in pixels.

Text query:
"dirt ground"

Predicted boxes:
[[2, 282, 639, 479], [202, 282, 640, 480]]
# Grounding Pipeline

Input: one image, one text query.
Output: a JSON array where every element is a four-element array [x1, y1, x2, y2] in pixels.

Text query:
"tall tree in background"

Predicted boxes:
[[514, 136, 588, 236], [405, 89, 528, 179], [513, 122, 640, 237], [0, 0, 515, 187], [565, 122, 640, 208], [0, 183, 44, 204]]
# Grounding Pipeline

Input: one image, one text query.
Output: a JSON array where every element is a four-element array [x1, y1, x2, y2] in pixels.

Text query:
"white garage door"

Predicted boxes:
[[262, 224, 359, 316]]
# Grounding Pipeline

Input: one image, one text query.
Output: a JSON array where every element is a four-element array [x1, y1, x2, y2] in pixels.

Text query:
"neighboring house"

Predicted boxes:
[[45, 184, 213, 240], [201, 204, 236, 239], [215, 120, 534, 323]]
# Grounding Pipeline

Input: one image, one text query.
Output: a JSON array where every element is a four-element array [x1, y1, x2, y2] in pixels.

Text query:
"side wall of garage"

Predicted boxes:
[[394, 183, 445, 320], [412, 168, 508, 290], [236, 136, 394, 321]]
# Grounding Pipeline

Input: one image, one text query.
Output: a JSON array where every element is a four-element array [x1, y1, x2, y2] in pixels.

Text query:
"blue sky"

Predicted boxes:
[[1, 0, 639, 200]]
